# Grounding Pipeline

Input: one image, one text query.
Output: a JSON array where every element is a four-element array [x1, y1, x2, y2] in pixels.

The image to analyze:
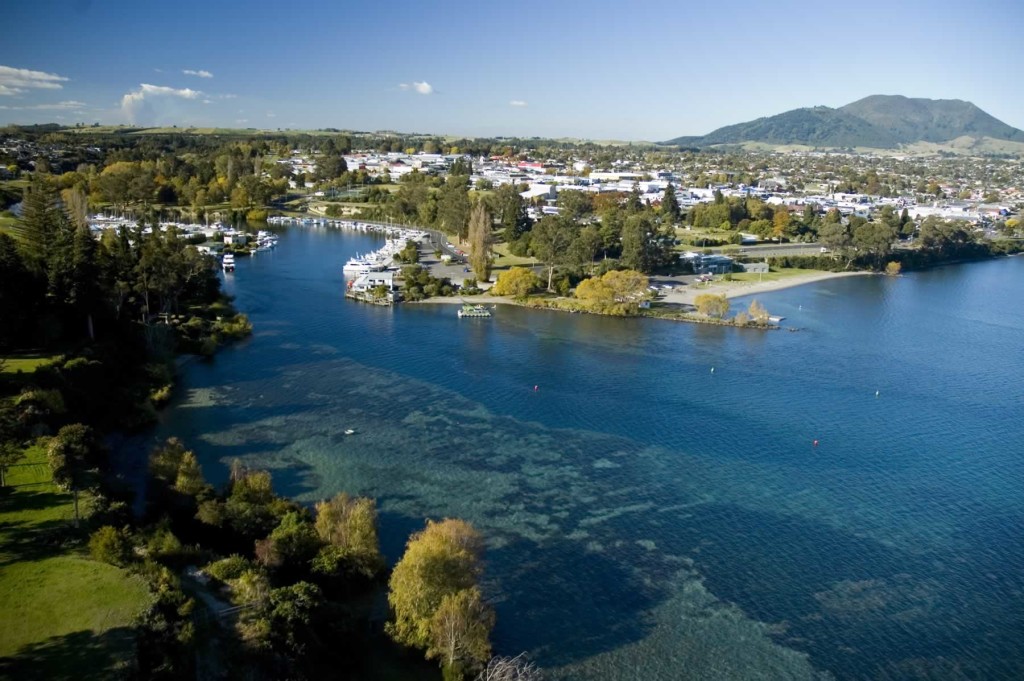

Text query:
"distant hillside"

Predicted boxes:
[[838, 95, 1024, 144], [663, 96, 1024, 149]]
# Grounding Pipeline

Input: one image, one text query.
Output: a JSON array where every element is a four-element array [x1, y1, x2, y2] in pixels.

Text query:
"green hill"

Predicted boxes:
[[663, 95, 1024, 149]]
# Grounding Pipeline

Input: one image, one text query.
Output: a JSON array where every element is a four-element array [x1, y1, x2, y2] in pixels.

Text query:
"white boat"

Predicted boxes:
[[344, 428, 355, 435], [222, 253, 236, 272]]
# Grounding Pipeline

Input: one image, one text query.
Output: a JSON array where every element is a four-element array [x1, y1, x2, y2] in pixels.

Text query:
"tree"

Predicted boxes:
[[529, 217, 574, 291], [438, 176, 472, 240], [429, 587, 494, 677], [0, 440, 23, 487], [620, 214, 662, 273], [565, 226, 600, 273], [387, 519, 488, 654], [493, 184, 530, 243], [467, 203, 494, 282], [557, 190, 593, 222], [747, 299, 769, 324], [47, 423, 103, 523], [313, 492, 383, 579], [772, 208, 791, 241], [491, 267, 541, 299], [661, 184, 681, 223], [89, 525, 132, 566], [476, 654, 543, 681], [694, 293, 730, 319]]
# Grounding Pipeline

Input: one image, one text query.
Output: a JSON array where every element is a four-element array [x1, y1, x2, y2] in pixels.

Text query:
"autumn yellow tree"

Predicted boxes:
[[387, 519, 494, 677], [694, 293, 730, 318], [491, 267, 541, 299], [313, 492, 383, 578], [747, 299, 769, 324]]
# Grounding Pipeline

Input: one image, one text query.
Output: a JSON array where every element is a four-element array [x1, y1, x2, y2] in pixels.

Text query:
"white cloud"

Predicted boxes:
[[220, 93, 237, 99], [509, 100, 528, 107], [183, 69, 213, 79], [399, 81, 433, 95], [266, 112, 276, 118], [202, 99, 212, 104], [236, 118, 248, 124], [0, 100, 87, 111], [120, 83, 202, 123], [0, 65, 69, 95]]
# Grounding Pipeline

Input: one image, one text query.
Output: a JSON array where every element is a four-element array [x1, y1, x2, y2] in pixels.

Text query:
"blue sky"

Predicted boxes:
[[1, 0, 1022, 140]]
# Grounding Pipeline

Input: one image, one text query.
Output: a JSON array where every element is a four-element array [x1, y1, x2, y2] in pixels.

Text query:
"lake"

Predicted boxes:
[[148, 228, 1024, 679]]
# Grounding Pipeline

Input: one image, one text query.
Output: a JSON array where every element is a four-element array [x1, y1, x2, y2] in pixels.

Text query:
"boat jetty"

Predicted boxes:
[[342, 227, 431, 306]]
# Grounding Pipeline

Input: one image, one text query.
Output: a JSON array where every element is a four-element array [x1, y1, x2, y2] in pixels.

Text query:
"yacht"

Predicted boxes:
[[222, 253, 236, 272]]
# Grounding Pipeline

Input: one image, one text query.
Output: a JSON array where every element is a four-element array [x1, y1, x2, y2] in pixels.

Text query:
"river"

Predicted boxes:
[[147, 227, 1024, 679]]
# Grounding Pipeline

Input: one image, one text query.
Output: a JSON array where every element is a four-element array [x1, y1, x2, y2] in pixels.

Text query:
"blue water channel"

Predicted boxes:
[[146, 228, 1024, 679]]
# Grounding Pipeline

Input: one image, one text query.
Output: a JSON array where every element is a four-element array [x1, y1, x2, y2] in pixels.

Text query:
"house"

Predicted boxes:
[[351, 271, 396, 292], [680, 252, 735, 275]]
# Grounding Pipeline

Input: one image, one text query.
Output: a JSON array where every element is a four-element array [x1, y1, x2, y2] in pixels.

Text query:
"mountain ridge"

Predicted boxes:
[[664, 95, 1024, 149]]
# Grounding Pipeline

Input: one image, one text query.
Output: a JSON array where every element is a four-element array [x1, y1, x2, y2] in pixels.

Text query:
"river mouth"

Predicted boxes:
[[137, 228, 1024, 679]]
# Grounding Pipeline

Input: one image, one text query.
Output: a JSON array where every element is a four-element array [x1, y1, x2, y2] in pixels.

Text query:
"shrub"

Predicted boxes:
[[206, 554, 254, 582], [89, 525, 132, 566], [885, 261, 902, 276]]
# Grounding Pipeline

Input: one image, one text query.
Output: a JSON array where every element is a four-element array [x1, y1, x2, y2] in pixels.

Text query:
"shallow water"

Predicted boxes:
[[148, 230, 1024, 679]]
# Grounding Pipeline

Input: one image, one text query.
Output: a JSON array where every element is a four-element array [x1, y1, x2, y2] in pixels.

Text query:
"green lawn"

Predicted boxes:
[[0, 354, 57, 374], [0, 447, 152, 675], [492, 242, 537, 269], [728, 267, 823, 282]]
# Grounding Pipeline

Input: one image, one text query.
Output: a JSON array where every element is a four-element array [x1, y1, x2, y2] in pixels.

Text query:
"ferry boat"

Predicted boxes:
[[222, 253, 236, 272], [457, 304, 492, 318]]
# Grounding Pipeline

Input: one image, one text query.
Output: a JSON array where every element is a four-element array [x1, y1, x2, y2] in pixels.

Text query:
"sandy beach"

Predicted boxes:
[[413, 270, 871, 308]]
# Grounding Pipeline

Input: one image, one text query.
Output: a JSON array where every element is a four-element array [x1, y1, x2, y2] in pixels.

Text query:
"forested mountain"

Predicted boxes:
[[664, 96, 1024, 148]]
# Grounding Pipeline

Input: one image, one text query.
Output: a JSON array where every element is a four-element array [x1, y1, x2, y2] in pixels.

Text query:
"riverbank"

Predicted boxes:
[[412, 269, 870, 309]]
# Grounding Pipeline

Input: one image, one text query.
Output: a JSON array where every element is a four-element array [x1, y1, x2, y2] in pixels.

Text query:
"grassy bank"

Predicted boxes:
[[0, 446, 152, 676]]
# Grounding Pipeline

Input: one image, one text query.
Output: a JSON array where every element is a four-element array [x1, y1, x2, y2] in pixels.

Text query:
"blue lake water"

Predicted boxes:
[[149, 228, 1024, 679]]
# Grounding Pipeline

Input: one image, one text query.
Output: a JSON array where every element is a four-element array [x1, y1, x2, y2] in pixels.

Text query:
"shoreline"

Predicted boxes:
[[411, 270, 871, 308]]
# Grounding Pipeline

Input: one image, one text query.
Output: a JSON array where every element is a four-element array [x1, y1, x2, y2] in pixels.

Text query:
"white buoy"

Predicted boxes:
[[875, 390, 880, 397], [711, 367, 715, 373]]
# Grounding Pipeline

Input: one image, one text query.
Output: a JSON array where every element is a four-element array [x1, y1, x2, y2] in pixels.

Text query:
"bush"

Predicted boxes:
[[89, 525, 133, 566], [885, 261, 902, 276], [206, 554, 254, 582]]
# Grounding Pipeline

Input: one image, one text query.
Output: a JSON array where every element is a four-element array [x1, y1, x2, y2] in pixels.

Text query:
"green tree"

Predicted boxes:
[[493, 184, 530, 243], [438, 176, 472, 239], [661, 184, 681, 223], [557, 190, 593, 221], [529, 216, 574, 291], [0, 441, 23, 487], [89, 525, 132, 566], [47, 423, 103, 523]]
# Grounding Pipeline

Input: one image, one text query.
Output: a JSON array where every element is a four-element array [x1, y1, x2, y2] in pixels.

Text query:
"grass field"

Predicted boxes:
[[0, 446, 151, 675], [0, 354, 57, 374], [492, 242, 537, 269], [727, 267, 822, 282]]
